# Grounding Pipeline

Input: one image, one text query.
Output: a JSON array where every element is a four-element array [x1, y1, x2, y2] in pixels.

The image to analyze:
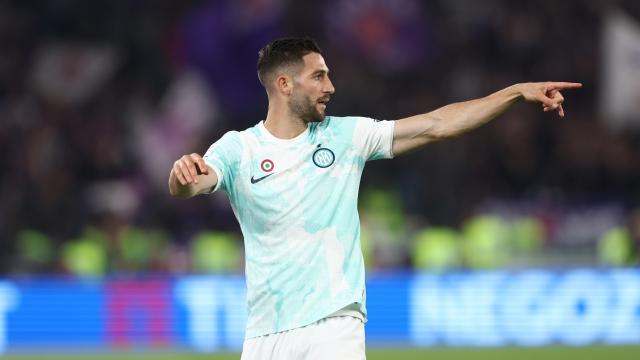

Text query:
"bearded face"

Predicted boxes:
[[282, 53, 334, 124], [288, 86, 327, 124]]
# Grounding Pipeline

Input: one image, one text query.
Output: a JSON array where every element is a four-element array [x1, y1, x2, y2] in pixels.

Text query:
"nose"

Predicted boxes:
[[324, 76, 335, 94]]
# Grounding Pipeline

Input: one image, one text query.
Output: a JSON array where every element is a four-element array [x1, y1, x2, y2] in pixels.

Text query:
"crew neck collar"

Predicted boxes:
[[258, 121, 310, 145]]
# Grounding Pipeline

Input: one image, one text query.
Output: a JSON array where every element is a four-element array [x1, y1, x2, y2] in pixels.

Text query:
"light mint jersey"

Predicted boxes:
[[203, 116, 395, 339]]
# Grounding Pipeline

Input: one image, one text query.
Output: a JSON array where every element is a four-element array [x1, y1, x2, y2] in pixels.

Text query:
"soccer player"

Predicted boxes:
[[168, 37, 581, 359]]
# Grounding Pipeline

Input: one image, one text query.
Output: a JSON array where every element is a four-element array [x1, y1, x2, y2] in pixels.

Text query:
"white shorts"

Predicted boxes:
[[241, 316, 365, 360]]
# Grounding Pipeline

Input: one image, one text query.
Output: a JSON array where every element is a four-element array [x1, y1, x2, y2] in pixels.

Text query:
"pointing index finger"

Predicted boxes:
[[547, 82, 582, 91]]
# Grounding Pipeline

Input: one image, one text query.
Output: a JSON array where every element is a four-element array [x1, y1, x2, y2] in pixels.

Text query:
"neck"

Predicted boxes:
[[264, 101, 308, 139]]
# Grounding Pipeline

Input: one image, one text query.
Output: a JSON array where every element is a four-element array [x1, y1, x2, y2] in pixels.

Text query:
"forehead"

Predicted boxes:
[[301, 52, 328, 73]]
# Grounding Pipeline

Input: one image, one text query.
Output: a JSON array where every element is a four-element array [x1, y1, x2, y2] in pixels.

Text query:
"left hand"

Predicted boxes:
[[519, 82, 582, 117]]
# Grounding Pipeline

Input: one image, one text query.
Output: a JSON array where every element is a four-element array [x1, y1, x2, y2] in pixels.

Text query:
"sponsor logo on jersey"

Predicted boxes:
[[261, 159, 274, 172], [312, 148, 335, 168]]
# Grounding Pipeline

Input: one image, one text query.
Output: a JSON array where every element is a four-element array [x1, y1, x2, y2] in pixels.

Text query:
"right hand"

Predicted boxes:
[[519, 82, 582, 117], [172, 153, 209, 185]]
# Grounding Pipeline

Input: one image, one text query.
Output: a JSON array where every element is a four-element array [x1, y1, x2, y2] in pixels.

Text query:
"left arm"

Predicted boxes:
[[392, 82, 582, 156]]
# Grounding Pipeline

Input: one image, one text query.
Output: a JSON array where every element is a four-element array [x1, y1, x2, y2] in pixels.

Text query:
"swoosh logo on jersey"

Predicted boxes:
[[250, 173, 274, 184]]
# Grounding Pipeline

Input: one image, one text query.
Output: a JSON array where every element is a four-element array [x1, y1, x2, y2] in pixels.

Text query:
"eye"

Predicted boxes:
[[313, 75, 321, 80]]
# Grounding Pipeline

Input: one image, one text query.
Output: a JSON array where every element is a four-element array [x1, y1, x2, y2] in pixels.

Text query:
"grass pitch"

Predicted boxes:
[[3, 345, 639, 360]]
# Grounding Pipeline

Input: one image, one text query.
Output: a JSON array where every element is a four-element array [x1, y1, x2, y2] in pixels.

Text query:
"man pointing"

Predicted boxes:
[[169, 37, 581, 359]]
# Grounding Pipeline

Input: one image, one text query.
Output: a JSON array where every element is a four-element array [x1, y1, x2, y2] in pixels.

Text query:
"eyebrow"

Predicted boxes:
[[311, 69, 329, 76]]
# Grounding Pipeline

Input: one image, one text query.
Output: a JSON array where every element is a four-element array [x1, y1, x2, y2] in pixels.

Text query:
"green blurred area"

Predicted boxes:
[[4, 346, 639, 360]]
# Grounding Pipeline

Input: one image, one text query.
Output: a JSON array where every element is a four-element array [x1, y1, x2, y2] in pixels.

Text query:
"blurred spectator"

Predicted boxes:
[[359, 188, 410, 268], [511, 217, 545, 255], [117, 225, 171, 272], [628, 208, 640, 266], [11, 229, 54, 274], [61, 236, 108, 277], [190, 231, 242, 273], [412, 227, 461, 272], [597, 208, 640, 267], [461, 215, 511, 269], [597, 227, 634, 267]]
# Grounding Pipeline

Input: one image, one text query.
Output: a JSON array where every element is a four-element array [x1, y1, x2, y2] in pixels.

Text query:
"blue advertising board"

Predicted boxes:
[[0, 269, 638, 353]]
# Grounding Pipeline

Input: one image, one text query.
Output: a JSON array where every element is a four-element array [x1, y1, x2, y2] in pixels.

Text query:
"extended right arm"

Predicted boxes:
[[168, 153, 218, 199], [391, 82, 581, 156]]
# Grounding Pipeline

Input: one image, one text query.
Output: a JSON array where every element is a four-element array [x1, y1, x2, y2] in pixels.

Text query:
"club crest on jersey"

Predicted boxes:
[[312, 148, 335, 168], [261, 159, 274, 172]]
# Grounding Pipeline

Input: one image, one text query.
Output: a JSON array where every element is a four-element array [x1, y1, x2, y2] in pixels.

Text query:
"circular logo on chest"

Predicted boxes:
[[312, 148, 335, 168], [261, 159, 274, 172]]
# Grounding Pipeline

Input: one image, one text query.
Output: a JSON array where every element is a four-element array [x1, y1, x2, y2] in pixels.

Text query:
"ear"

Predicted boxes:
[[275, 75, 292, 96]]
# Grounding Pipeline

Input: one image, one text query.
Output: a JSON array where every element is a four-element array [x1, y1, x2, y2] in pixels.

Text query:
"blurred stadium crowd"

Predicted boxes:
[[1, 0, 640, 276]]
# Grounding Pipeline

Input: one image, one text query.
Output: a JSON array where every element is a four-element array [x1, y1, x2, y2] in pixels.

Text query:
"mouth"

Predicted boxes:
[[317, 98, 329, 109]]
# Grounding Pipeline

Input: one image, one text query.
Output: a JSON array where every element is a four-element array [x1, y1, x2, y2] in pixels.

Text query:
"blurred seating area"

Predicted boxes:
[[1, 0, 640, 275]]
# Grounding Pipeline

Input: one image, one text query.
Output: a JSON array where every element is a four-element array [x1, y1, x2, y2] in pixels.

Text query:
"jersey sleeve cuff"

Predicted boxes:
[[203, 160, 224, 194], [381, 120, 395, 159]]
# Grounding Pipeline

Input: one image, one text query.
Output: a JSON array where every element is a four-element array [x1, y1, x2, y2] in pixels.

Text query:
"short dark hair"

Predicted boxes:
[[257, 37, 322, 92]]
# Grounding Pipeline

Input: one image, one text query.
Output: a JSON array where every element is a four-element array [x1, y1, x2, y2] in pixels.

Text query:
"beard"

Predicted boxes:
[[288, 91, 325, 124]]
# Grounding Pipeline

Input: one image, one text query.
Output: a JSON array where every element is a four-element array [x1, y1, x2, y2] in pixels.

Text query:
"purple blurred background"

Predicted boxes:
[[1, 0, 640, 276]]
